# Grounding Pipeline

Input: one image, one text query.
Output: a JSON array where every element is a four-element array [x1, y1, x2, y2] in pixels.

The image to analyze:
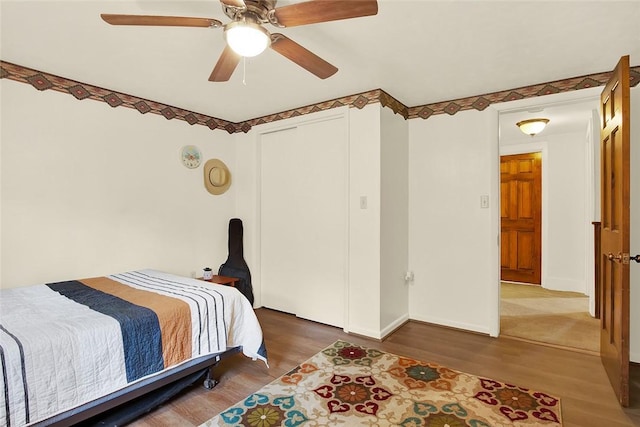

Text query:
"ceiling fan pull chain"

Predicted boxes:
[[242, 56, 247, 86]]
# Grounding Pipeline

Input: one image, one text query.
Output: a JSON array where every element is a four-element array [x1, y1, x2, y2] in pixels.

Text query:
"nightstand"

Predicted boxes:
[[198, 274, 239, 288]]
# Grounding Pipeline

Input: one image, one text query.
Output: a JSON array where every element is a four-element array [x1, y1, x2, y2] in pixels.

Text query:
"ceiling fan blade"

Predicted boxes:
[[270, 34, 338, 79], [209, 46, 241, 82], [273, 0, 378, 27], [100, 14, 221, 28], [219, 0, 246, 8]]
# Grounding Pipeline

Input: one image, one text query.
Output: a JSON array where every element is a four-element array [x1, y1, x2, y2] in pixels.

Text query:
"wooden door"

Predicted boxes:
[[599, 55, 630, 407], [500, 152, 542, 284]]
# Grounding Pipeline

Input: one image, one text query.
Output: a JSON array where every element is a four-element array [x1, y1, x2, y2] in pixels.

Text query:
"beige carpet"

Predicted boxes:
[[500, 282, 600, 353]]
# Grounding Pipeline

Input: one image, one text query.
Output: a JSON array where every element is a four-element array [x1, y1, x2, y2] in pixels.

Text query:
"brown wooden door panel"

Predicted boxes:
[[500, 152, 542, 284], [518, 181, 535, 219], [517, 232, 535, 269], [516, 157, 535, 174], [599, 55, 630, 407], [500, 182, 510, 218], [593, 221, 602, 319], [501, 230, 512, 269], [501, 230, 537, 282], [500, 160, 510, 174]]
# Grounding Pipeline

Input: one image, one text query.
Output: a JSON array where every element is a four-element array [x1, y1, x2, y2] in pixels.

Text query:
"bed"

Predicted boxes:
[[0, 269, 268, 426]]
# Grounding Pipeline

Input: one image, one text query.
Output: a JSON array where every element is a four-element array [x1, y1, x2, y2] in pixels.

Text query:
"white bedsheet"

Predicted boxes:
[[0, 269, 266, 426]]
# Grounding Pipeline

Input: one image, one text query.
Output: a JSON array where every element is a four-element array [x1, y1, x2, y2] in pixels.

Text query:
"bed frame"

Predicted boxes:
[[33, 347, 241, 426]]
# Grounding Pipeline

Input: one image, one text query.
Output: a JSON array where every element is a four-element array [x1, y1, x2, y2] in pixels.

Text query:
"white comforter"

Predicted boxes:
[[0, 269, 267, 426]]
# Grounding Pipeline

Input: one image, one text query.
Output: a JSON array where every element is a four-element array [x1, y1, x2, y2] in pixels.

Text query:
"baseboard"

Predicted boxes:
[[630, 352, 640, 364], [408, 314, 491, 336], [380, 314, 410, 340], [346, 325, 383, 340], [346, 314, 410, 341], [543, 276, 585, 294]]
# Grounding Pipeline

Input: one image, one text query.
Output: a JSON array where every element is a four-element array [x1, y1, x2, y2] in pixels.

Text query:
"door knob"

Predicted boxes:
[[608, 253, 640, 264], [608, 252, 623, 262]]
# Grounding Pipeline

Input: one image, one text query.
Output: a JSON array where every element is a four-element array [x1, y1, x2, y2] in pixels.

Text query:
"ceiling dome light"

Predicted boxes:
[[516, 118, 549, 136], [224, 21, 271, 57]]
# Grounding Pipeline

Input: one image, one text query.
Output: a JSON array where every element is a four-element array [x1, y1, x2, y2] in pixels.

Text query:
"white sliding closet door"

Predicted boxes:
[[260, 116, 347, 328]]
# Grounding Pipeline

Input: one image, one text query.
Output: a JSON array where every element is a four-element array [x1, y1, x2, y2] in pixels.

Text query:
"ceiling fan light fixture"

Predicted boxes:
[[516, 118, 550, 136], [224, 20, 271, 57]]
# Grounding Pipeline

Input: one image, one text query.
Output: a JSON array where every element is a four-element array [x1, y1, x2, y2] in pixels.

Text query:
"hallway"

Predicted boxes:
[[500, 282, 599, 353]]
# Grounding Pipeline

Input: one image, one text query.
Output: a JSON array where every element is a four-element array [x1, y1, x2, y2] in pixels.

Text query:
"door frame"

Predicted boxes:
[[489, 86, 602, 335]]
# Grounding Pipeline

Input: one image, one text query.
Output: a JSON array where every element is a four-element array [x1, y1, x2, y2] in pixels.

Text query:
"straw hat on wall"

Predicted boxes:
[[203, 158, 231, 195]]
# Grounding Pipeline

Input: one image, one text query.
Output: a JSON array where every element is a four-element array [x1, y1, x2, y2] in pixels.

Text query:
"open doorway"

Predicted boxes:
[[497, 94, 600, 353]]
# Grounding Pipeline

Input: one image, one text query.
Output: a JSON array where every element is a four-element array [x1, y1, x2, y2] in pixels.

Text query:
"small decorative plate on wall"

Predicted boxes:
[[180, 145, 202, 169]]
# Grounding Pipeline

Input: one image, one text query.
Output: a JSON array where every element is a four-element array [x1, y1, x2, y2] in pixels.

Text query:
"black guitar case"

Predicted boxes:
[[218, 218, 254, 305]]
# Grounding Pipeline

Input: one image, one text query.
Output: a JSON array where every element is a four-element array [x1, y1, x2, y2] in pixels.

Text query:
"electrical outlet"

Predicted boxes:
[[360, 196, 368, 209]]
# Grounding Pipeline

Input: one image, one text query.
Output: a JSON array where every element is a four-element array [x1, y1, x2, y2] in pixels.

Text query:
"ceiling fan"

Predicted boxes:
[[101, 0, 378, 82]]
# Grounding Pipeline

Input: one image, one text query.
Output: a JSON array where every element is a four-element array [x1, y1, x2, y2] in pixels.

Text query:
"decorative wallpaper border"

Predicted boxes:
[[407, 68, 640, 119], [242, 88, 409, 129], [0, 61, 242, 134], [2, 60, 639, 134]]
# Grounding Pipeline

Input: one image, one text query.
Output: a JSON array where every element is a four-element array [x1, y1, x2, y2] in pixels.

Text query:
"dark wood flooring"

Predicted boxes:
[[128, 308, 640, 427]]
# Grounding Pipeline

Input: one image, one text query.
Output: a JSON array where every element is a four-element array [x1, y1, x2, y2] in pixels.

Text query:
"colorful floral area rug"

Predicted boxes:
[[201, 340, 562, 427]]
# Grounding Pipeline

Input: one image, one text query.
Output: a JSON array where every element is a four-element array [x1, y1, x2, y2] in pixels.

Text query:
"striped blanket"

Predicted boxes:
[[0, 269, 267, 427]]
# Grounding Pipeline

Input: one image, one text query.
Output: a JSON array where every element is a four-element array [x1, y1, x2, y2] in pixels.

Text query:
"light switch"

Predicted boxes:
[[480, 195, 489, 209]]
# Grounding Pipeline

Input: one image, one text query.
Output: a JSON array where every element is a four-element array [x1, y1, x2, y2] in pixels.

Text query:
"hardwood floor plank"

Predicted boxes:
[[127, 308, 639, 427]]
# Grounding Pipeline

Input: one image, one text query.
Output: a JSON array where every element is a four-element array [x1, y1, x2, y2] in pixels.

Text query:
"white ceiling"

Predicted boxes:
[[499, 95, 598, 142], [1, 0, 639, 133]]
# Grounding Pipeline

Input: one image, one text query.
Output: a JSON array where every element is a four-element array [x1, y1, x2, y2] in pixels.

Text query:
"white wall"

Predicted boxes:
[[545, 131, 589, 293], [0, 82, 3, 286], [347, 104, 382, 337], [408, 108, 499, 335], [1, 80, 237, 288], [234, 131, 260, 305], [380, 106, 409, 335]]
